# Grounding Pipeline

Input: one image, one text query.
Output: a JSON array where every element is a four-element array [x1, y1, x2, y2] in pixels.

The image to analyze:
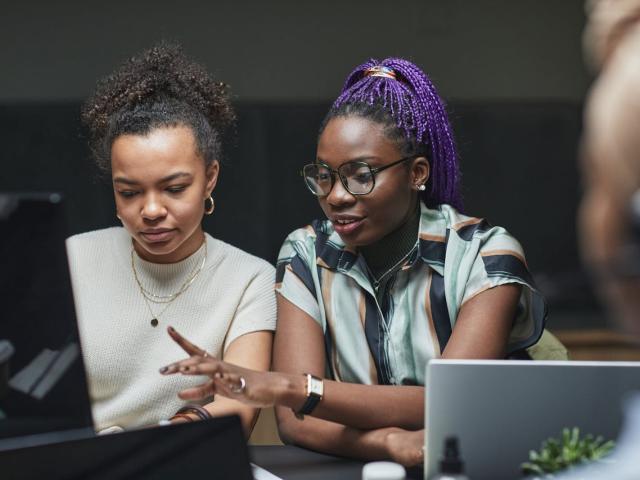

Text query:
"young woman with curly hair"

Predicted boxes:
[[67, 43, 275, 434]]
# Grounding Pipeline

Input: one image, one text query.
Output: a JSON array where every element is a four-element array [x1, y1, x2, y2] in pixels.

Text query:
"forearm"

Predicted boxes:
[[204, 398, 258, 437], [273, 297, 423, 430], [276, 406, 401, 461], [276, 375, 424, 430]]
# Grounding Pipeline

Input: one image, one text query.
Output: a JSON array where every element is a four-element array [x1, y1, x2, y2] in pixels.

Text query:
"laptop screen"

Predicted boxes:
[[425, 359, 640, 480], [0, 193, 94, 443]]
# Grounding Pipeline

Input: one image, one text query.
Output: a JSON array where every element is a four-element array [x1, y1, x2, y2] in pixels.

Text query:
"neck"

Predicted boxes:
[[360, 201, 420, 281]]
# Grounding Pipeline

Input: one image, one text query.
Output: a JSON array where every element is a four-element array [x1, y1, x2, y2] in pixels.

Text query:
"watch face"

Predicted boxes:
[[309, 376, 324, 397]]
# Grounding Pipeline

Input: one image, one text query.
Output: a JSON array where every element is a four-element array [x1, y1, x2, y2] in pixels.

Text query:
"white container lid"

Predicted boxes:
[[362, 461, 406, 480]]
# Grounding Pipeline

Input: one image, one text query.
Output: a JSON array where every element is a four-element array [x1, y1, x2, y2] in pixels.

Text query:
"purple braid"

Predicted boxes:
[[331, 58, 463, 211]]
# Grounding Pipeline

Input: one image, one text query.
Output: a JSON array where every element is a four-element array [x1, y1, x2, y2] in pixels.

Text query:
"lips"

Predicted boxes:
[[140, 228, 176, 243], [331, 215, 365, 236]]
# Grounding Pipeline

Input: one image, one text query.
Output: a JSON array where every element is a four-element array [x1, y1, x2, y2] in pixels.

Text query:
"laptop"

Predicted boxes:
[[0, 193, 253, 479], [0, 192, 94, 447], [425, 359, 640, 480]]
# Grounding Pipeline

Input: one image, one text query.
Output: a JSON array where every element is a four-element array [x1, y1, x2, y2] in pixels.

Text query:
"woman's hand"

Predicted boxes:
[[384, 428, 425, 467], [160, 326, 287, 408]]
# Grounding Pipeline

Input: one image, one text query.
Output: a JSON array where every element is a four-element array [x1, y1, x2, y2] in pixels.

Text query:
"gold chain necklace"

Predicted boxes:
[[131, 240, 207, 327], [131, 242, 207, 304]]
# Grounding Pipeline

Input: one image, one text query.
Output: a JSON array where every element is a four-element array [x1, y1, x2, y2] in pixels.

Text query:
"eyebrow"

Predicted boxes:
[[113, 172, 192, 185], [316, 155, 379, 165]]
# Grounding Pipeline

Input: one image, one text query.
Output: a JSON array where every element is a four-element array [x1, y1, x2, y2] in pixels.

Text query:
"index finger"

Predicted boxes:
[[167, 326, 206, 356]]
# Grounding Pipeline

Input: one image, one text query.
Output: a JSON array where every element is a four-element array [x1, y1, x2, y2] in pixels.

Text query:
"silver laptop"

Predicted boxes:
[[425, 359, 640, 480]]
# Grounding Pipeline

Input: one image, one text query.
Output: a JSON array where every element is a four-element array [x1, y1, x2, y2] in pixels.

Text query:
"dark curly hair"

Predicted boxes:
[[81, 42, 236, 173]]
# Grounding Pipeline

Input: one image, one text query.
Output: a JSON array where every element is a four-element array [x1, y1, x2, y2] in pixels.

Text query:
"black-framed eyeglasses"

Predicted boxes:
[[301, 156, 416, 196]]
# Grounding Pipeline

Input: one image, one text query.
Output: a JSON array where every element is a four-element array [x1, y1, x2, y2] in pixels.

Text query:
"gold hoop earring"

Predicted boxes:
[[204, 195, 215, 215]]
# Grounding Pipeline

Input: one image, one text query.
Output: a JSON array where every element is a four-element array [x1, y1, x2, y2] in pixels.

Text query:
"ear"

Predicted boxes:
[[410, 156, 430, 189], [205, 160, 220, 197]]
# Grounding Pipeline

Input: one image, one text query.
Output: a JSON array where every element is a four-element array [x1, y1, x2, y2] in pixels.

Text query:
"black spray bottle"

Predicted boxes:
[[430, 436, 469, 480]]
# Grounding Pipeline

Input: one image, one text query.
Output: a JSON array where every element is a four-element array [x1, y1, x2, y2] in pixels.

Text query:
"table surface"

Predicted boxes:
[[249, 445, 423, 480]]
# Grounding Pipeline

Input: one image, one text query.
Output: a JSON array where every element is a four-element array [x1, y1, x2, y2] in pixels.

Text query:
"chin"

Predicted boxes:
[[136, 238, 181, 258], [339, 234, 375, 249]]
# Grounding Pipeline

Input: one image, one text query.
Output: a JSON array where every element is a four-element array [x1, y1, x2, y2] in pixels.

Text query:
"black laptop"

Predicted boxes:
[[0, 192, 93, 445], [0, 193, 253, 479]]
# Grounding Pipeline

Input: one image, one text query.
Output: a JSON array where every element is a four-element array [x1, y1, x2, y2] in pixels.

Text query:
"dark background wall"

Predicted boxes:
[[0, 0, 597, 326], [2, 0, 589, 102]]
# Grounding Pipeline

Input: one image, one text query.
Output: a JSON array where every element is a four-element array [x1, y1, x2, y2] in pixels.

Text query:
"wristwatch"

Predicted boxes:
[[294, 373, 324, 419]]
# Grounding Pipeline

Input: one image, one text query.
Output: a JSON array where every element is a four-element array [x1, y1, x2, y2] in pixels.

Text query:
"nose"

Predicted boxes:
[[140, 193, 167, 221], [326, 175, 356, 208]]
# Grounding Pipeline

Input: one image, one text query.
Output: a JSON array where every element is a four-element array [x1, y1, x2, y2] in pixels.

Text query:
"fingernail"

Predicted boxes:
[[168, 326, 175, 333], [159, 366, 168, 374]]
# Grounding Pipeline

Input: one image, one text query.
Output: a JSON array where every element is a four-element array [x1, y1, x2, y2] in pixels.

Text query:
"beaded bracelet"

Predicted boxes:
[[175, 404, 211, 421], [170, 413, 195, 423]]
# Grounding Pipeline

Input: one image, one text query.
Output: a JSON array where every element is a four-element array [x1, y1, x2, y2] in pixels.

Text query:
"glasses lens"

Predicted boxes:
[[303, 164, 333, 196], [340, 162, 374, 195]]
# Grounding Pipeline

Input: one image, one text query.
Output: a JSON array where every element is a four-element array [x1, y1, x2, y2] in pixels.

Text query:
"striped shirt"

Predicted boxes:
[[276, 202, 554, 386]]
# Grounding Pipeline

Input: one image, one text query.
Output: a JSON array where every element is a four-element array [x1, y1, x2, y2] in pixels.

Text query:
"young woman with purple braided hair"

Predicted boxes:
[[162, 58, 565, 466]]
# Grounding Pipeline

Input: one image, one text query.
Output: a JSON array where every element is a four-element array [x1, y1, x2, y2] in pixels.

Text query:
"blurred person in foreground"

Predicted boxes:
[[560, 0, 640, 478]]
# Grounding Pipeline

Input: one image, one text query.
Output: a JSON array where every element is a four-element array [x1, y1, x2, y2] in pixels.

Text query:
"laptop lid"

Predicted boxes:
[[425, 359, 640, 480], [0, 414, 253, 480], [0, 193, 94, 449]]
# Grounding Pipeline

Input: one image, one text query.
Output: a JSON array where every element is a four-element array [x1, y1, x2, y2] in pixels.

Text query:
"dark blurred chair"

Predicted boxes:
[[552, 329, 640, 361]]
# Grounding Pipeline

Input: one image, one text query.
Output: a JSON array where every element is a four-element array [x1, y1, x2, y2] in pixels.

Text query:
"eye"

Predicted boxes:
[[118, 190, 139, 198], [349, 167, 373, 184], [354, 172, 372, 182], [166, 185, 187, 194]]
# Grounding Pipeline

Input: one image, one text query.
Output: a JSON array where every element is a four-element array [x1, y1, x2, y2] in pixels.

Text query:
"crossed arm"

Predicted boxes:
[[272, 284, 519, 459]]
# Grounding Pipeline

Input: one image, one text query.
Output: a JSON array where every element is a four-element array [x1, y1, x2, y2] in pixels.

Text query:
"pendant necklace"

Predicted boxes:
[[131, 239, 207, 327]]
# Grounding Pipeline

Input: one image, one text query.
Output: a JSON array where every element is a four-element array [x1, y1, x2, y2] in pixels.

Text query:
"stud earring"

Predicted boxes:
[[418, 184, 426, 191], [204, 195, 215, 215]]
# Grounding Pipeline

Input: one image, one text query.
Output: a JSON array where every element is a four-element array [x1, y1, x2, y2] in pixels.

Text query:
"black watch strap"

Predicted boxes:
[[294, 373, 323, 419], [298, 392, 321, 415]]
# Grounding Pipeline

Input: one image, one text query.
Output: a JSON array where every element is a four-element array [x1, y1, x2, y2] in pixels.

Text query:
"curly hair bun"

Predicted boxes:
[[81, 41, 235, 140]]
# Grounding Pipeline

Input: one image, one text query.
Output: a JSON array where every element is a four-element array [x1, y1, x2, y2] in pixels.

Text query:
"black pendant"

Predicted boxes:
[[150, 318, 159, 327]]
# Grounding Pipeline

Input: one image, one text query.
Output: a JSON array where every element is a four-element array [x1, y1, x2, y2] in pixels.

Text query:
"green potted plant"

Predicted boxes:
[[521, 427, 615, 479]]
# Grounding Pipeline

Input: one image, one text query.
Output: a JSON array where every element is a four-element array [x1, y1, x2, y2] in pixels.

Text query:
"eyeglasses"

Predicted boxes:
[[301, 156, 415, 196]]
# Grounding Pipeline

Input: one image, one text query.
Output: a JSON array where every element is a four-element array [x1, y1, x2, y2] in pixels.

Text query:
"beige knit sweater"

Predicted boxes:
[[66, 227, 276, 431]]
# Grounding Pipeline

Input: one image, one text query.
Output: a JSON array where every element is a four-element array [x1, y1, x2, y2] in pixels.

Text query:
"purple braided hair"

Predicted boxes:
[[330, 58, 463, 211]]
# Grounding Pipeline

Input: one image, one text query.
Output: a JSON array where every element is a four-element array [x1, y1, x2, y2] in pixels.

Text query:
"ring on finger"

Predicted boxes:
[[231, 376, 246, 394]]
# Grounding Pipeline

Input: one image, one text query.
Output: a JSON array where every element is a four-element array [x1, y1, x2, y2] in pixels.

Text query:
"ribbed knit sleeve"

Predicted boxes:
[[223, 256, 276, 352]]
